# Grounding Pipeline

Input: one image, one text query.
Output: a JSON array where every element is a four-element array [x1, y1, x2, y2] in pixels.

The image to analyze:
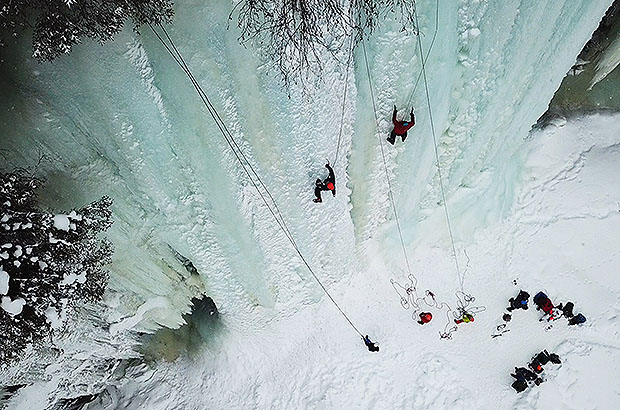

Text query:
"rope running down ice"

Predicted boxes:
[[412, 6, 464, 291], [333, 36, 355, 167], [149, 23, 363, 337], [406, 0, 440, 106], [361, 37, 419, 302]]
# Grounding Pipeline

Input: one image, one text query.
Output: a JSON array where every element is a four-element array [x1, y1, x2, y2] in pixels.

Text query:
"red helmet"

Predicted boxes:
[[327, 182, 335, 191]]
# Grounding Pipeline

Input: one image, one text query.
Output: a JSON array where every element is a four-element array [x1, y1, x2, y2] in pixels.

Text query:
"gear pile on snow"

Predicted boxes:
[[511, 350, 561, 393]]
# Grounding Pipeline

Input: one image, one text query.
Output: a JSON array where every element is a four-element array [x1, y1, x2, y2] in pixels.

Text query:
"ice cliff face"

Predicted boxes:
[[0, 0, 612, 335]]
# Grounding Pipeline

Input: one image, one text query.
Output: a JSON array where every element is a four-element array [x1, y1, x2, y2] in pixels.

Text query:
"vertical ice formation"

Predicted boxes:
[[350, 0, 613, 252], [0, 0, 612, 332]]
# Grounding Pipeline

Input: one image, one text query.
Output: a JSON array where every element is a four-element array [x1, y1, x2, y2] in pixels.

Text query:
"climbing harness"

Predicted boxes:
[[148, 23, 365, 338]]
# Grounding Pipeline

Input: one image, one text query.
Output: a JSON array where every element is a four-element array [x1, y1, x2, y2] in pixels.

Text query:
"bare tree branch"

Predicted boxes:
[[231, 0, 417, 88]]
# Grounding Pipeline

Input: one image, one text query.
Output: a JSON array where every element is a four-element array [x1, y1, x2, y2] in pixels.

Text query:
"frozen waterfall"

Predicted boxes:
[[0, 0, 617, 408]]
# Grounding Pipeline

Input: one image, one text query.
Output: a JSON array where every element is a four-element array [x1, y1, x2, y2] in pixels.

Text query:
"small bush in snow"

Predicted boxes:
[[0, 0, 174, 61], [0, 170, 113, 362]]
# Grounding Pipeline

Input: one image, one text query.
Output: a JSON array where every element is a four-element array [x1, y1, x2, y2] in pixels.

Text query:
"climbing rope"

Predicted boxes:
[[362, 0, 483, 337], [362, 37, 419, 302], [405, 0, 440, 107], [333, 36, 355, 167], [412, 5, 465, 291], [149, 23, 364, 338]]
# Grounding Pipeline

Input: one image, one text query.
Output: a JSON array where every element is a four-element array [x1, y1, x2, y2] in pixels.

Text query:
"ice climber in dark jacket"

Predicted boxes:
[[313, 162, 336, 203]]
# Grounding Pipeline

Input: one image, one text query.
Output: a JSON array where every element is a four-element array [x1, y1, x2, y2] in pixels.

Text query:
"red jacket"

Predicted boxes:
[[393, 109, 415, 134], [420, 312, 432, 323], [541, 299, 554, 315]]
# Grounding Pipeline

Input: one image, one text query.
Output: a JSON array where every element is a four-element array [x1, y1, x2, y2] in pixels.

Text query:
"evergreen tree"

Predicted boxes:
[[0, 0, 174, 61], [0, 170, 113, 362]]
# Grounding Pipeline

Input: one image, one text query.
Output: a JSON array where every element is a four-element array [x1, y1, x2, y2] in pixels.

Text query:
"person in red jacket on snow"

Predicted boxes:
[[417, 312, 433, 325], [388, 105, 415, 145]]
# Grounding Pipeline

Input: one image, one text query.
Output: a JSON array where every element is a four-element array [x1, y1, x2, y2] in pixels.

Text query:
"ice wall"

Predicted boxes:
[[351, 0, 613, 259], [0, 0, 612, 334]]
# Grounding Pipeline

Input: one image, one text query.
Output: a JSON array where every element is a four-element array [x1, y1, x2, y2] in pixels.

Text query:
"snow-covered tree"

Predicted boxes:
[[0, 0, 174, 61], [0, 170, 113, 362]]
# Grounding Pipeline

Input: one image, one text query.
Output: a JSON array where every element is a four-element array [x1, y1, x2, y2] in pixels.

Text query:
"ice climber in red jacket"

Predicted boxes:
[[388, 105, 415, 145]]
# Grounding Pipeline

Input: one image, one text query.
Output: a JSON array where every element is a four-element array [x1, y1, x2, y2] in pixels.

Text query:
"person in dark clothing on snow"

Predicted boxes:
[[388, 105, 415, 145], [417, 312, 433, 325], [529, 350, 561, 375], [313, 162, 336, 203], [507, 290, 530, 312], [511, 367, 538, 393], [363, 335, 380, 352], [556, 301, 575, 318]]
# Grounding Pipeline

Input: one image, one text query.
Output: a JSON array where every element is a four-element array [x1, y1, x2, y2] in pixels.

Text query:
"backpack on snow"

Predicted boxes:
[[569, 313, 586, 326], [511, 379, 528, 393]]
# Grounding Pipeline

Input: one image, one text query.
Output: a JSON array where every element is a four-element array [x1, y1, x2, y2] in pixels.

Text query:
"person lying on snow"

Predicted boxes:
[[313, 162, 336, 203], [363, 335, 379, 352], [507, 290, 530, 312], [533, 291, 556, 320], [388, 105, 415, 145], [454, 311, 474, 324], [417, 312, 433, 325]]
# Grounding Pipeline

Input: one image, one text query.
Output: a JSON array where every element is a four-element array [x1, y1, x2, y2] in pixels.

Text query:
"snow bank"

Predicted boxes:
[[0, 266, 9, 295], [52, 215, 70, 231], [2, 296, 26, 316]]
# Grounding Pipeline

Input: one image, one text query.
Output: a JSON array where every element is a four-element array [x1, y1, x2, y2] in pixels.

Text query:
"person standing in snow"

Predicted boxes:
[[313, 162, 336, 203], [388, 105, 415, 145], [363, 335, 379, 352], [417, 312, 433, 325], [507, 290, 530, 312], [454, 311, 474, 324]]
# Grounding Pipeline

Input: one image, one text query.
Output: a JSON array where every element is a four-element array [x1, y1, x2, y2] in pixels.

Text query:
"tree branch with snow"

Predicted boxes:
[[0, 170, 113, 363]]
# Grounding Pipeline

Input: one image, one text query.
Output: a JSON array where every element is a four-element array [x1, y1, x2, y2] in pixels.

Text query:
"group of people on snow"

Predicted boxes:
[[511, 350, 561, 393], [533, 291, 586, 325], [311, 105, 587, 370]]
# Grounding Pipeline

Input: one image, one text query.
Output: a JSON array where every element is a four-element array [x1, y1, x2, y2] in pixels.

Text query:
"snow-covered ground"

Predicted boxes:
[[1, 0, 619, 408], [63, 113, 617, 410]]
